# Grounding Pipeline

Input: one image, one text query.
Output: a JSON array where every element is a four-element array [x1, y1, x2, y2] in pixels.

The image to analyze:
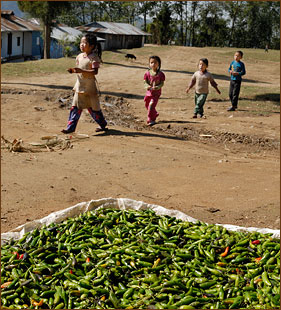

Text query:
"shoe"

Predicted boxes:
[[61, 129, 75, 134], [200, 115, 206, 119], [227, 107, 236, 111], [148, 121, 156, 126], [95, 127, 108, 132], [192, 114, 197, 119]]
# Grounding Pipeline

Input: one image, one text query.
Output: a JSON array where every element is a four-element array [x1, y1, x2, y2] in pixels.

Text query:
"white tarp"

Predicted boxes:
[[1, 198, 280, 245]]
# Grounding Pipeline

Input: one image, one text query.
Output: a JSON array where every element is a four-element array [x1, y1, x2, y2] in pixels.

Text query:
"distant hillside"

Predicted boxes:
[[1, 1, 24, 18], [134, 16, 152, 30]]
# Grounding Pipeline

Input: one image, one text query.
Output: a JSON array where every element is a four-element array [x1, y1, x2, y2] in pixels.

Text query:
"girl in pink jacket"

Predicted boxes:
[[144, 56, 165, 126]]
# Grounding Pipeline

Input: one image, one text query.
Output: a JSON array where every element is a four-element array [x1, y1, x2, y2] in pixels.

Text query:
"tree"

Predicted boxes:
[[223, 1, 280, 49], [122, 2, 138, 24], [156, 2, 172, 45], [147, 19, 160, 44], [243, 1, 280, 49], [189, 1, 199, 47], [58, 35, 72, 57], [223, 1, 243, 47], [172, 1, 185, 45], [195, 2, 227, 47], [58, 2, 93, 27], [17, 1, 71, 59], [19, 1, 279, 52], [137, 2, 157, 33], [269, 1, 280, 49]]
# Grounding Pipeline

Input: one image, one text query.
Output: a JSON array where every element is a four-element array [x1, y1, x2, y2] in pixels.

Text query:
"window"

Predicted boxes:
[[17, 37, 20, 46], [36, 37, 40, 45]]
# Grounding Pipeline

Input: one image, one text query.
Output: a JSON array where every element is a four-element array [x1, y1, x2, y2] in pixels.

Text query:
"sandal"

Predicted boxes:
[[95, 127, 108, 132], [61, 129, 75, 134]]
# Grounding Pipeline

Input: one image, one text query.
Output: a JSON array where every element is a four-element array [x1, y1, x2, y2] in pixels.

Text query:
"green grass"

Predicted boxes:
[[207, 84, 280, 116], [238, 100, 280, 116], [1, 46, 279, 117], [242, 85, 280, 100], [1, 56, 76, 78], [237, 85, 280, 115], [1, 45, 181, 77], [102, 45, 174, 65], [2, 45, 279, 78], [209, 47, 280, 62]]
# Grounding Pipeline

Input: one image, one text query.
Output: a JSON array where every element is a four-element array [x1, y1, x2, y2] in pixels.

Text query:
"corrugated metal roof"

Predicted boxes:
[[51, 26, 105, 42], [1, 10, 14, 15], [77, 21, 150, 36], [28, 18, 40, 26], [51, 26, 83, 42], [1, 10, 41, 32]]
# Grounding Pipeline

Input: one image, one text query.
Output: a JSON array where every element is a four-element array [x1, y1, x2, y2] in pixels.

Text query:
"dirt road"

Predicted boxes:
[[1, 46, 280, 233]]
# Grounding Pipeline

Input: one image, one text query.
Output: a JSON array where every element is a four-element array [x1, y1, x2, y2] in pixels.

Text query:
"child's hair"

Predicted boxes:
[[199, 58, 208, 67], [84, 33, 102, 60], [236, 50, 243, 58], [149, 55, 161, 74], [95, 42, 102, 62]]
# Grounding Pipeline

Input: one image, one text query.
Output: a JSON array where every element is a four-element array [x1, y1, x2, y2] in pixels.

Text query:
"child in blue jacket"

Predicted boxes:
[[227, 51, 246, 111]]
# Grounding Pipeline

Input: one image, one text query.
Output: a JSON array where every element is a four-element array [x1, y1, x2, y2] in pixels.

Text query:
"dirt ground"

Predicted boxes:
[[1, 45, 280, 234]]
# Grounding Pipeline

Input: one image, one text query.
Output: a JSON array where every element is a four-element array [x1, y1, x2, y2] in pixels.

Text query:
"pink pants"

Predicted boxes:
[[144, 95, 160, 123]]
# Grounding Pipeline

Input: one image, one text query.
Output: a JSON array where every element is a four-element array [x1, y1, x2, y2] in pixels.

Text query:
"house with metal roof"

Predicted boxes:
[[49, 24, 83, 58], [50, 25, 105, 58], [1, 10, 42, 62], [51, 25, 105, 43], [76, 21, 150, 50], [1, 11, 100, 61]]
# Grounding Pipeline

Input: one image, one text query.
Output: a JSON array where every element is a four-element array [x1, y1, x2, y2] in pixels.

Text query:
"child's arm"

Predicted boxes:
[[229, 62, 246, 77], [144, 79, 151, 90], [210, 80, 221, 94], [68, 68, 98, 75], [228, 62, 233, 74], [153, 81, 164, 90], [213, 84, 221, 94], [186, 79, 195, 93], [153, 72, 165, 90], [186, 73, 196, 93], [144, 71, 152, 90], [68, 57, 100, 75], [238, 63, 246, 76]]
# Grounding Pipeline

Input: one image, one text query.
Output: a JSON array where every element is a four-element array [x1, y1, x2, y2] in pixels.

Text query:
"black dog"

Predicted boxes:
[[125, 53, 136, 60]]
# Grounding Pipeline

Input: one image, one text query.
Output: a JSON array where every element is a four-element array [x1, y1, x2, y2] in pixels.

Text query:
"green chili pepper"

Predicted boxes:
[[1, 208, 280, 309], [262, 271, 272, 286]]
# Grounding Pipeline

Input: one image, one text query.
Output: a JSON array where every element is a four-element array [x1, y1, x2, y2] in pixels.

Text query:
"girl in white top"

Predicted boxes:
[[62, 34, 107, 133], [186, 58, 220, 118]]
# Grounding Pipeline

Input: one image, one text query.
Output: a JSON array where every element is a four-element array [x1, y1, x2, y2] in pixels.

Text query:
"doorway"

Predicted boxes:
[[7, 32, 12, 55]]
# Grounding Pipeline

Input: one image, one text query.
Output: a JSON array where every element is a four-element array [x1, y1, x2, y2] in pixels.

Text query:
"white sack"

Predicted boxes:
[[1, 198, 280, 245]]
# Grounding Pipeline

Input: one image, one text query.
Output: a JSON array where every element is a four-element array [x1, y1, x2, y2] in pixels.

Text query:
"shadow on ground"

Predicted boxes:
[[94, 128, 189, 142], [210, 93, 280, 104], [103, 61, 264, 84], [254, 93, 280, 104], [157, 120, 198, 124], [1, 82, 72, 90]]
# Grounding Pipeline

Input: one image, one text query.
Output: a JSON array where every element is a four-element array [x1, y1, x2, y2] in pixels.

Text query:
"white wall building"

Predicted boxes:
[[1, 10, 41, 62]]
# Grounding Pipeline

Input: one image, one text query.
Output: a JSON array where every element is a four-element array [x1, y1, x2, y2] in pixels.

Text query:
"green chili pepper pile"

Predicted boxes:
[[1, 208, 280, 309]]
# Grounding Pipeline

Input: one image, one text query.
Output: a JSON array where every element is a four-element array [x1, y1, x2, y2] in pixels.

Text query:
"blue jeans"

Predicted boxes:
[[66, 106, 107, 132]]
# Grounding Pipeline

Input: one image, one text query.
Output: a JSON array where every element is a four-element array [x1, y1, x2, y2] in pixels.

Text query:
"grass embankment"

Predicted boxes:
[[1, 57, 76, 77], [2, 46, 279, 115], [3, 46, 279, 77]]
